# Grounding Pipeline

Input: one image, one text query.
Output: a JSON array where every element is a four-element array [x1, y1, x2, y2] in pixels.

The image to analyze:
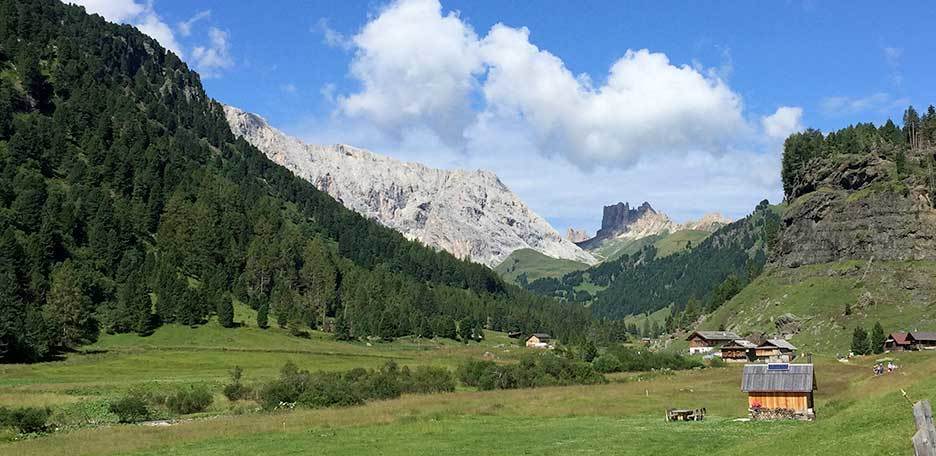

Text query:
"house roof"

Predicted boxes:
[[528, 333, 551, 340], [887, 332, 910, 345], [741, 364, 815, 393], [686, 331, 740, 341], [722, 339, 757, 349], [909, 332, 936, 342], [761, 339, 798, 351]]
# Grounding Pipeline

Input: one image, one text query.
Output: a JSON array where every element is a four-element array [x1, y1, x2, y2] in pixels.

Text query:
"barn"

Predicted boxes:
[[720, 339, 757, 362], [741, 363, 816, 420], [686, 331, 740, 355], [754, 339, 798, 362]]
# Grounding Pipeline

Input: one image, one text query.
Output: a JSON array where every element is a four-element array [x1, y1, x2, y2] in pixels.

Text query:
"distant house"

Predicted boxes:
[[507, 331, 523, 339], [907, 332, 936, 350], [883, 332, 912, 351], [686, 331, 740, 354], [754, 339, 798, 363], [525, 333, 552, 349], [720, 339, 757, 362], [741, 363, 816, 420]]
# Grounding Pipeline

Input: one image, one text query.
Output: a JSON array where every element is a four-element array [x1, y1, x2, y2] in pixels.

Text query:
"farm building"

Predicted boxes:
[[525, 333, 553, 349], [686, 331, 740, 354], [754, 339, 797, 362], [741, 363, 816, 420], [907, 332, 936, 350], [720, 339, 757, 362], [883, 332, 911, 351]]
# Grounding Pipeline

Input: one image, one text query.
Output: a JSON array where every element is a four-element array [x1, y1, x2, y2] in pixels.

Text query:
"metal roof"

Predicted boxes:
[[741, 364, 815, 393], [686, 331, 740, 341], [529, 333, 551, 340], [723, 339, 757, 349], [886, 332, 910, 345], [762, 339, 798, 351], [909, 332, 936, 342]]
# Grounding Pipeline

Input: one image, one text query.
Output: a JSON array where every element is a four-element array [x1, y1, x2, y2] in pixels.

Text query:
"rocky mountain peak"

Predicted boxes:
[[223, 105, 597, 268], [565, 228, 591, 243]]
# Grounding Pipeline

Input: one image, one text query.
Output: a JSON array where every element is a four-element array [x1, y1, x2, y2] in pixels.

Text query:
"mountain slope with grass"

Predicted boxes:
[[702, 113, 936, 354], [0, 0, 591, 362]]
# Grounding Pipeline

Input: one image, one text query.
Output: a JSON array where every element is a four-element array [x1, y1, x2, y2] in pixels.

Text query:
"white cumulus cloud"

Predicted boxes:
[[192, 27, 234, 78], [178, 10, 211, 37], [761, 106, 803, 140], [337, 0, 483, 145]]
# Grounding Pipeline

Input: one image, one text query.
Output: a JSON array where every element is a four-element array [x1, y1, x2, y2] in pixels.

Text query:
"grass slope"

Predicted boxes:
[[495, 249, 589, 284], [704, 260, 936, 354], [653, 229, 711, 257]]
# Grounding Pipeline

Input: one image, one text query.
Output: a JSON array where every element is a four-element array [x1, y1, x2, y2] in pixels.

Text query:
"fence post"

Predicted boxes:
[[913, 400, 936, 456]]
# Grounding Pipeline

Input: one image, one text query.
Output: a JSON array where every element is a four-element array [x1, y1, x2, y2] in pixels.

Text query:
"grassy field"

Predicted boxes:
[[494, 248, 590, 283], [653, 229, 712, 257], [2, 347, 933, 455], [704, 260, 936, 353]]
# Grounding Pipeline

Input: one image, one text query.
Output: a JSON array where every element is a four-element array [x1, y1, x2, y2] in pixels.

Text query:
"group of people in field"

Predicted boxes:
[[872, 361, 898, 376]]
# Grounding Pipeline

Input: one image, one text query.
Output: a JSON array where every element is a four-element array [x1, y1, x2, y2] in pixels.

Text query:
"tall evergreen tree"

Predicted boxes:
[[871, 322, 886, 354], [851, 326, 870, 356]]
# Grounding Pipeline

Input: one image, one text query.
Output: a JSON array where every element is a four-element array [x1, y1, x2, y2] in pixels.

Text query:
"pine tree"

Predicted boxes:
[[334, 310, 352, 341], [256, 299, 269, 329], [871, 322, 886, 354], [44, 260, 95, 349], [851, 326, 870, 356]]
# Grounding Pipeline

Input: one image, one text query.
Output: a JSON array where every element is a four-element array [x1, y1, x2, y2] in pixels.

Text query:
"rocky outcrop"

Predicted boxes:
[[224, 105, 596, 268], [773, 151, 936, 267], [564, 228, 591, 243], [576, 201, 730, 250]]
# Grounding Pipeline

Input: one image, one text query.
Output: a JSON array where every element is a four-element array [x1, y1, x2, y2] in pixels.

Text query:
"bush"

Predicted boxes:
[[0, 406, 51, 434], [223, 366, 252, 402], [592, 354, 623, 373], [109, 395, 150, 423], [403, 366, 456, 394], [458, 353, 606, 391], [605, 346, 702, 372], [166, 386, 214, 415]]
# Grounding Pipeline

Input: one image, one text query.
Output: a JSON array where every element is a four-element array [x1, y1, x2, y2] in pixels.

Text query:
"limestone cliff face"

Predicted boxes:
[[565, 228, 591, 243], [773, 151, 936, 267], [224, 105, 596, 268]]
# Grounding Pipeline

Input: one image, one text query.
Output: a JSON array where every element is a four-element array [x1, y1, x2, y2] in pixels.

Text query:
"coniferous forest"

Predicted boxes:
[[0, 0, 591, 362]]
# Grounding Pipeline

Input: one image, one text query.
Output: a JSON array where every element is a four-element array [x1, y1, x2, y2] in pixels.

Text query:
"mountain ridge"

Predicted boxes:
[[224, 105, 596, 268]]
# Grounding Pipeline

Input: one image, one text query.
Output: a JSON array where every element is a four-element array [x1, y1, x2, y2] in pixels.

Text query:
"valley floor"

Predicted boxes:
[[0, 315, 932, 455]]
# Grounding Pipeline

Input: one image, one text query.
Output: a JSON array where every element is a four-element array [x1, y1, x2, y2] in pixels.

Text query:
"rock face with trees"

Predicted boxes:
[[775, 115, 936, 267]]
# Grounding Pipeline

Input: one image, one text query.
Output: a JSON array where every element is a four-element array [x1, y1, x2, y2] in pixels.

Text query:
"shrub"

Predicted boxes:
[[592, 354, 623, 373], [223, 366, 252, 402], [605, 346, 703, 372], [166, 386, 214, 415], [403, 366, 456, 394], [109, 395, 150, 423], [458, 353, 606, 391], [0, 406, 51, 434]]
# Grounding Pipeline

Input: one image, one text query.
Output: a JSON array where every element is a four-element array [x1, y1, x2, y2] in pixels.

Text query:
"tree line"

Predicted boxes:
[[0, 0, 592, 361]]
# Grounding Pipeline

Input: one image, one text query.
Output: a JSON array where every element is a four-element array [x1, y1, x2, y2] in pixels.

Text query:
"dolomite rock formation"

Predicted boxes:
[[577, 201, 729, 250], [224, 105, 596, 268]]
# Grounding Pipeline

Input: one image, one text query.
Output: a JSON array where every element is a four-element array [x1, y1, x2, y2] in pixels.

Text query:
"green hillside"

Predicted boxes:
[[494, 249, 589, 284], [653, 229, 711, 257], [703, 260, 936, 354], [0, 0, 591, 363]]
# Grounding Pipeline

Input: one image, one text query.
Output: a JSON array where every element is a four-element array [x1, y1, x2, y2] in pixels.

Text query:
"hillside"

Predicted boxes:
[[494, 248, 590, 284], [0, 0, 591, 362], [225, 106, 596, 268], [703, 260, 936, 354], [699, 112, 936, 353], [522, 201, 780, 322]]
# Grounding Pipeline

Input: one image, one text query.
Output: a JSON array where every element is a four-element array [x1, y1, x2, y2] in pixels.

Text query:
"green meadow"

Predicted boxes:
[[1, 304, 933, 456]]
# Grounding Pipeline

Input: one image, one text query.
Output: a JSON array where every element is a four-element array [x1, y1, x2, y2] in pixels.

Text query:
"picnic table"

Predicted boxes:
[[665, 408, 706, 422]]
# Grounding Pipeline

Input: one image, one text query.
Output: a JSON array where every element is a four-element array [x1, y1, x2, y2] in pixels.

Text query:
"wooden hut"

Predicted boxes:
[[686, 331, 739, 355], [883, 332, 911, 351], [907, 332, 936, 350], [741, 363, 816, 420], [525, 333, 552, 349], [754, 339, 797, 362], [720, 339, 756, 362]]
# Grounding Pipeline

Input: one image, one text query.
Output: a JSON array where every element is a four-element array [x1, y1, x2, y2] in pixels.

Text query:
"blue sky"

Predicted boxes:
[[72, 0, 936, 233]]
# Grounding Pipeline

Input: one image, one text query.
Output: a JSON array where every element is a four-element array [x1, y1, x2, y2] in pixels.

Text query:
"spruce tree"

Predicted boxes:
[[256, 299, 269, 329], [582, 340, 598, 363], [871, 322, 886, 354], [851, 326, 869, 356]]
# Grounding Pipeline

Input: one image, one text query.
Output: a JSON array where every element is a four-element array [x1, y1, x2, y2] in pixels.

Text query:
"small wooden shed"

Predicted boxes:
[[741, 363, 816, 419], [720, 339, 757, 362], [883, 332, 911, 351], [525, 333, 552, 349], [754, 339, 797, 362]]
